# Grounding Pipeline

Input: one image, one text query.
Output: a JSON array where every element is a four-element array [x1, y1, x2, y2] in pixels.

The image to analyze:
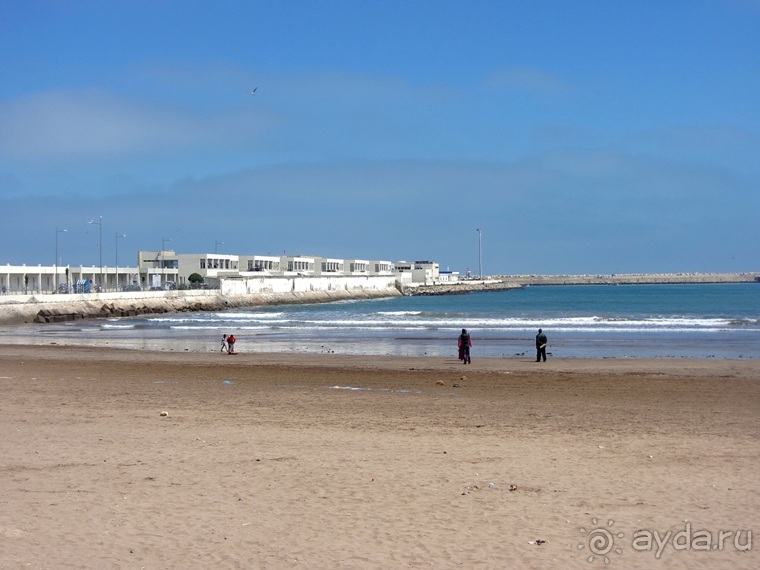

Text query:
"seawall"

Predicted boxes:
[[0, 276, 401, 325]]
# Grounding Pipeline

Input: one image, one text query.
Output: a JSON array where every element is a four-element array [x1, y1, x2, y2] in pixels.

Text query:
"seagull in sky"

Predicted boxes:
[[250, 87, 258, 95]]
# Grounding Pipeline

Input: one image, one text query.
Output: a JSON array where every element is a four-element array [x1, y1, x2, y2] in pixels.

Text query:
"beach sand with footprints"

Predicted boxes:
[[1, 345, 758, 569]]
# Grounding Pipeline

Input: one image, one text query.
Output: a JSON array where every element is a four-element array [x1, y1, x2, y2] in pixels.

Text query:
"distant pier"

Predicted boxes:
[[497, 272, 760, 286], [406, 272, 760, 296]]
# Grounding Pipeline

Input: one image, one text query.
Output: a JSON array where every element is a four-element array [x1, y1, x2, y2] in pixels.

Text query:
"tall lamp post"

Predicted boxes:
[[115, 233, 126, 291], [162, 237, 172, 288], [476, 228, 483, 280], [88, 216, 103, 290], [215, 240, 224, 254], [55, 227, 67, 292]]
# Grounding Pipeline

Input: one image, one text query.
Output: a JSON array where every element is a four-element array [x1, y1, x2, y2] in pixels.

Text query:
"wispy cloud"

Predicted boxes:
[[0, 89, 276, 161], [1, 146, 756, 273], [486, 67, 576, 96]]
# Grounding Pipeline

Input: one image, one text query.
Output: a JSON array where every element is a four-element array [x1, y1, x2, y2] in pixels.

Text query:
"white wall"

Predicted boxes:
[[221, 275, 398, 296], [0, 288, 220, 306]]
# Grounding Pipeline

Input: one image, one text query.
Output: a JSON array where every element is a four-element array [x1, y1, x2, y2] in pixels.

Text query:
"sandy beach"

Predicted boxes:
[[1, 345, 758, 569]]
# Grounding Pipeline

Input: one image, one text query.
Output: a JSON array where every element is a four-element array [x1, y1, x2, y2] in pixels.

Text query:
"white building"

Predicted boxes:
[[282, 255, 317, 275], [438, 270, 460, 283], [240, 255, 281, 274], [2, 252, 421, 294], [371, 260, 394, 275], [346, 259, 370, 275], [175, 253, 240, 285], [392, 260, 440, 285], [318, 257, 344, 275], [0, 263, 142, 293], [136, 250, 180, 289]]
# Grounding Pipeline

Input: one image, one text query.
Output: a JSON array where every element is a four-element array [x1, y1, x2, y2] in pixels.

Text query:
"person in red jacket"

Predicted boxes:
[[227, 334, 237, 355]]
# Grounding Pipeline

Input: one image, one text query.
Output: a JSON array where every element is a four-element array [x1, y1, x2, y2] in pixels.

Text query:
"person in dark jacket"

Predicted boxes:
[[535, 328, 547, 362], [458, 328, 472, 364]]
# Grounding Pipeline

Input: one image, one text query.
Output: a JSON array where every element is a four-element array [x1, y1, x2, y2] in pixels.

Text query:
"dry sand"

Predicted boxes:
[[1, 345, 758, 569]]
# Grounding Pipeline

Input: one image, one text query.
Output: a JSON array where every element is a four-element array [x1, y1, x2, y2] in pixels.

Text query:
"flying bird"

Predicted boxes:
[[251, 87, 258, 95]]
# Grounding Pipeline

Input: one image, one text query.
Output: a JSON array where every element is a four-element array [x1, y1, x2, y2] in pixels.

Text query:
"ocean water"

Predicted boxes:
[[8, 283, 760, 359]]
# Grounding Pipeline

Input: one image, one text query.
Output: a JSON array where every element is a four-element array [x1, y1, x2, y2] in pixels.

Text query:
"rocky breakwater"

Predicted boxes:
[[406, 280, 522, 296], [0, 286, 402, 326], [31, 296, 230, 324]]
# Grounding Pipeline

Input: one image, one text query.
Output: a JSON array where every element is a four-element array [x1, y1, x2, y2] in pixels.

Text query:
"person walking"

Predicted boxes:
[[458, 328, 472, 364], [227, 334, 237, 355], [220, 334, 229, 353], [535, 328, 547, 362]]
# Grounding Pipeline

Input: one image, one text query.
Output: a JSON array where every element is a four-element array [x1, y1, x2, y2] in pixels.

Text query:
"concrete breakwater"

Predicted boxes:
[[498, 272, 760, 286], [404, 271, 760, 296], [0, 286, 401, 325]]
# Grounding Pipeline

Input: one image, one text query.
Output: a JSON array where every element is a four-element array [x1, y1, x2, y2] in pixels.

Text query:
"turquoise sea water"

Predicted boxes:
[[12, 283, 760, 359]]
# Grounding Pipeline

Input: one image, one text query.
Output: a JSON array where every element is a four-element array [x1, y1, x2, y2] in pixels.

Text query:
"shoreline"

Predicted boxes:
[[1, 331, 756, 361], [1, 345, 758, 569], [3, 343, 759, 374]]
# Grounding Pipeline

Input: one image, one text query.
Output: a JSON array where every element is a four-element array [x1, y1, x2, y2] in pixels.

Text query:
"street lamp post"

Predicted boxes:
[[115, 233, 126, 291], [215, 240, 224, 254], [55, 227, 67, 292], [476, 228, 483, 279], [88, 216, 103, 290], [162, 237, 172, 288]]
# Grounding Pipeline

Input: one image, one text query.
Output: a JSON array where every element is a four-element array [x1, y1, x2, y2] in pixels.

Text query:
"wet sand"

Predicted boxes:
[[1, 345, 758, 569]]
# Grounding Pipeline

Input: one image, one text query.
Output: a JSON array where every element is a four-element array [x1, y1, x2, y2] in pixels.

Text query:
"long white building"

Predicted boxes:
[[1, 252, 443, 294]]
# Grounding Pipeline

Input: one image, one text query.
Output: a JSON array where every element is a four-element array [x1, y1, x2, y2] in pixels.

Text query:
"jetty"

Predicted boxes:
[[404, 271, 759, 296], [497, 272, 760, 286]]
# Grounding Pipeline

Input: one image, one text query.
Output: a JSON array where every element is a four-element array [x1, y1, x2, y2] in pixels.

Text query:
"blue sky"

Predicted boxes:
[[1, 0, 758, 275]]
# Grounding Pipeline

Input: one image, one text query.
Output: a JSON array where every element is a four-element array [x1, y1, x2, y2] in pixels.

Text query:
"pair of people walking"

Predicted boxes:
[[220, 333, 237, 355]]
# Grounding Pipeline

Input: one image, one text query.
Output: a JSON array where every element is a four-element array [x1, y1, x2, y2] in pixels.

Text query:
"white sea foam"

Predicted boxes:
[[377, 311, 423, 316]]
